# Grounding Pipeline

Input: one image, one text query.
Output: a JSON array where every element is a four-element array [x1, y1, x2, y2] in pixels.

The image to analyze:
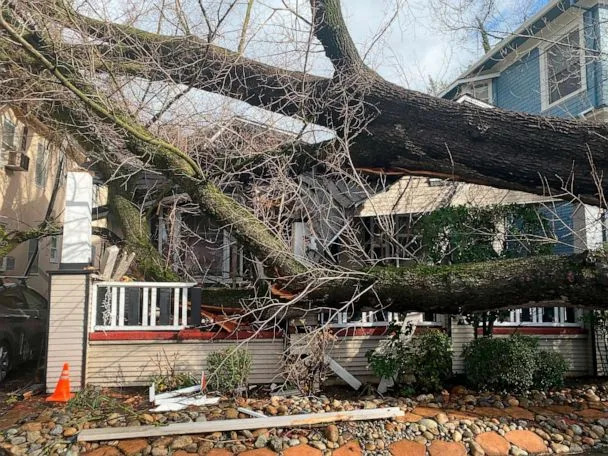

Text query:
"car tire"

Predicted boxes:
[[0, 342, 10, 383]]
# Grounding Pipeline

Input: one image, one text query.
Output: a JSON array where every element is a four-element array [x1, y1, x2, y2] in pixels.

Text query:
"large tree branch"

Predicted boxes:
[[46, 3, 608, 204]]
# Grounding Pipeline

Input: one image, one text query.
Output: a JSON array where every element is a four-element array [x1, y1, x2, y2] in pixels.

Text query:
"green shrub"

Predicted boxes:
[[463, 335, 538, 392], [534, 350, 568, 389], [367, 326, 452, 392], [206, 347, 252, 393]]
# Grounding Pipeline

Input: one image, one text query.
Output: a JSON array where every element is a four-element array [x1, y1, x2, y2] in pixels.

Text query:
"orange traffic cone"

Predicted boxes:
[[46, 363, 75, 402]]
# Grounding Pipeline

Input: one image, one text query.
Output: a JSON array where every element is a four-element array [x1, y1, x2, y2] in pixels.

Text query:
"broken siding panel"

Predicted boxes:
[[46, 273, 89, 392], [86, 339, 284, 387]]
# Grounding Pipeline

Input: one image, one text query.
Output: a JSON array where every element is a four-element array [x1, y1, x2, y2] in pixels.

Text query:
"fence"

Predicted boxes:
[[91, 281, 199, 331]]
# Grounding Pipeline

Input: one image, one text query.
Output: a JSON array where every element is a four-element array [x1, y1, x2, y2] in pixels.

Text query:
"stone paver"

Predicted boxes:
[[473, 407, 504, 418], [82, 447, 122, 456], [388, 439, 426, 456], [445, 410, 478, 420], [283, 444, 322, 456], [117, 439, 148, 456], [411, 406, 441, 417], [333, 441, 362, 456], [239, 449, 276, 456], [475, 431, 510, 456], [205, 450, 235, 456], [505, 430, 548, 454], [396, 412, 423, 423], [504, 406, 535, 421], [576, 408, 607, 419], [428, 440, 467, 456]]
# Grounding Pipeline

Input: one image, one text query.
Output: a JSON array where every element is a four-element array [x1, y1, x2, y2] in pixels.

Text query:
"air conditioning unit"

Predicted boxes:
[[5, 150, 29, 171]]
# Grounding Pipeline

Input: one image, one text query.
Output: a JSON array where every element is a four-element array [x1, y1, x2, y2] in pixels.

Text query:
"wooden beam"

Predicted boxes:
[[100, 245, 119, 280], [77, 407, 404, 441], [325, 356, 362, 390]]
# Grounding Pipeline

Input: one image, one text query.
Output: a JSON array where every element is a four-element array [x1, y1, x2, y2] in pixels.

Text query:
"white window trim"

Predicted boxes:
[[539, 17, 587, 111], [318, 310, 442, 328], [464, 80, 493, 105], [494, 307, 582, 327], [49, 236, 59, 264]]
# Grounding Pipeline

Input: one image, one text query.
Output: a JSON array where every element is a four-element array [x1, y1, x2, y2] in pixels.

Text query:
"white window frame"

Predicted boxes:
[[35, 141, 49, 188], [463, 80, 493, 105], [494, 307, 581, 327], [539, 18, 586, 111], [318, 310, 441, 328], [49, 236, 59, 264]]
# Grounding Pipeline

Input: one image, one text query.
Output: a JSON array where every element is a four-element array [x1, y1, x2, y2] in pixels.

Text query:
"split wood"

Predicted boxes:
[[77, 407, 404, 441]]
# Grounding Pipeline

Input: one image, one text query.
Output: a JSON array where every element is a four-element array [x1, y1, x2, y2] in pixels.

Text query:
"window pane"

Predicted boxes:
[[547, 29, 582, 104], [28, 239, 39, 274], [2, 118, 15, 148], [520, 308, 532, 322], [565, 307, 576, 323], [543, 307, 556, 323]]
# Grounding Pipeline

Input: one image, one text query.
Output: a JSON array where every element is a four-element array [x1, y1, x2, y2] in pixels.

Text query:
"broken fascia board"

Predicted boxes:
[[154, 384, 201, 401], [78, 407, 405, 441], [325, 355, 362, 390], [237, 407, 267, 418], [154, 395, 219, 406], [150, 396, 220, 412]]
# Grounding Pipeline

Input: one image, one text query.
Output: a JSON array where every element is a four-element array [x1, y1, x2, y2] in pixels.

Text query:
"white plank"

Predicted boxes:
[[238, 407, 267, 418], [181, 288, 188, 327], [110, 287, 118, 327], [150, 288, 157, 327], [173, 288, 180, 327], [154, 384, 201, 400], [100, 246, 120, 281], [325, 356, 362, 390], [112, 252, 136, 281], [153, 396, 219, 407], [118, 287, 126, 327], [142, 288, 149, 327], [78, 407, 404, 441]]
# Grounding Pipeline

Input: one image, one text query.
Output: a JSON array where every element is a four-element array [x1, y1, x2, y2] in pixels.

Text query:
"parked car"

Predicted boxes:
[[0, 283, 48, 382]]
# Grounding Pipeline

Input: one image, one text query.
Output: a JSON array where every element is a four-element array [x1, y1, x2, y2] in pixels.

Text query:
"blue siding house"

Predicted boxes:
[[442, 0, 607, 257], [438, 0, 608, 375]]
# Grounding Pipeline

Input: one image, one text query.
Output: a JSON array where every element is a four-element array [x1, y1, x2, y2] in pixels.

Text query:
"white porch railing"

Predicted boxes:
[[91, 281, 197, 331]]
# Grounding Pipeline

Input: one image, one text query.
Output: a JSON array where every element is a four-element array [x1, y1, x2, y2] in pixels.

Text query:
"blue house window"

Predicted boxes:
[[541, 24, 585, 109]]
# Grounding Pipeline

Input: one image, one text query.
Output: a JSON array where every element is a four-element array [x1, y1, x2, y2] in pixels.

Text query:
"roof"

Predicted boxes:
[[441, 0, 582, 98], [357, 176, 556, 217]]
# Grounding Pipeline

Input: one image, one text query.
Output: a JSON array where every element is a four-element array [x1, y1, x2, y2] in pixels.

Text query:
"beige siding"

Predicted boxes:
[[450, 319, 592, 376], [86, 339, 285, 387], [46, 273, 89, 392]]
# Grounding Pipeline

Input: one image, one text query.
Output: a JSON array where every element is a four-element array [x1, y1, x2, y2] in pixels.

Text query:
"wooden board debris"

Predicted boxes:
[[78, 407, 404, 442], [238, 407, 267, 418], [325, 356, 362, 390]]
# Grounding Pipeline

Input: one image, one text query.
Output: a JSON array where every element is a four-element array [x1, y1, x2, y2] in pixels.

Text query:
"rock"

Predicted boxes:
[[269, 437, 283, 452], [172, 451, 198, 456], [509, 448, 527, 456], [333, 441, 362, 456], [551, 434, 564, 443], [585, 389, 601, 402], [592, 424, 605, 437], [140, 414, 155, 424], [309, 441, 326, 451], [170, 436, 193, 450], [63, 427, 78, 437], [255, 435, 269, 448], [324, 425, 339, 442], [26, 431, 41, 442], [396, 412, 422, 423], [504, 430, 548, 454], [225, 408, 239, 419], [475, 432, 510, 456], [419, 418, 438, 430], [435, 413, 449, 425], [388, 440, 426, 456], [470, 441, 486, 456], [265, 405, 278, 416], [151, 448, 168, 456], [20, 422, 42, 432], [428, 441, 466, 456], [283, 444, 322, 456], [507, 398, 520, 407], [550, 442, 570, 454], [49, 425, 63, 436], [570, 424, 583, 435], [82, 446, 122, 456], [117, 439, 148, 456], [453, 431, 462, 442], [9, 436, 26, 445]]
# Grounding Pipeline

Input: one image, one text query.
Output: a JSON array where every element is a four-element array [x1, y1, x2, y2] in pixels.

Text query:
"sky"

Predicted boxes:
[[74, 0, 550, 129]]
